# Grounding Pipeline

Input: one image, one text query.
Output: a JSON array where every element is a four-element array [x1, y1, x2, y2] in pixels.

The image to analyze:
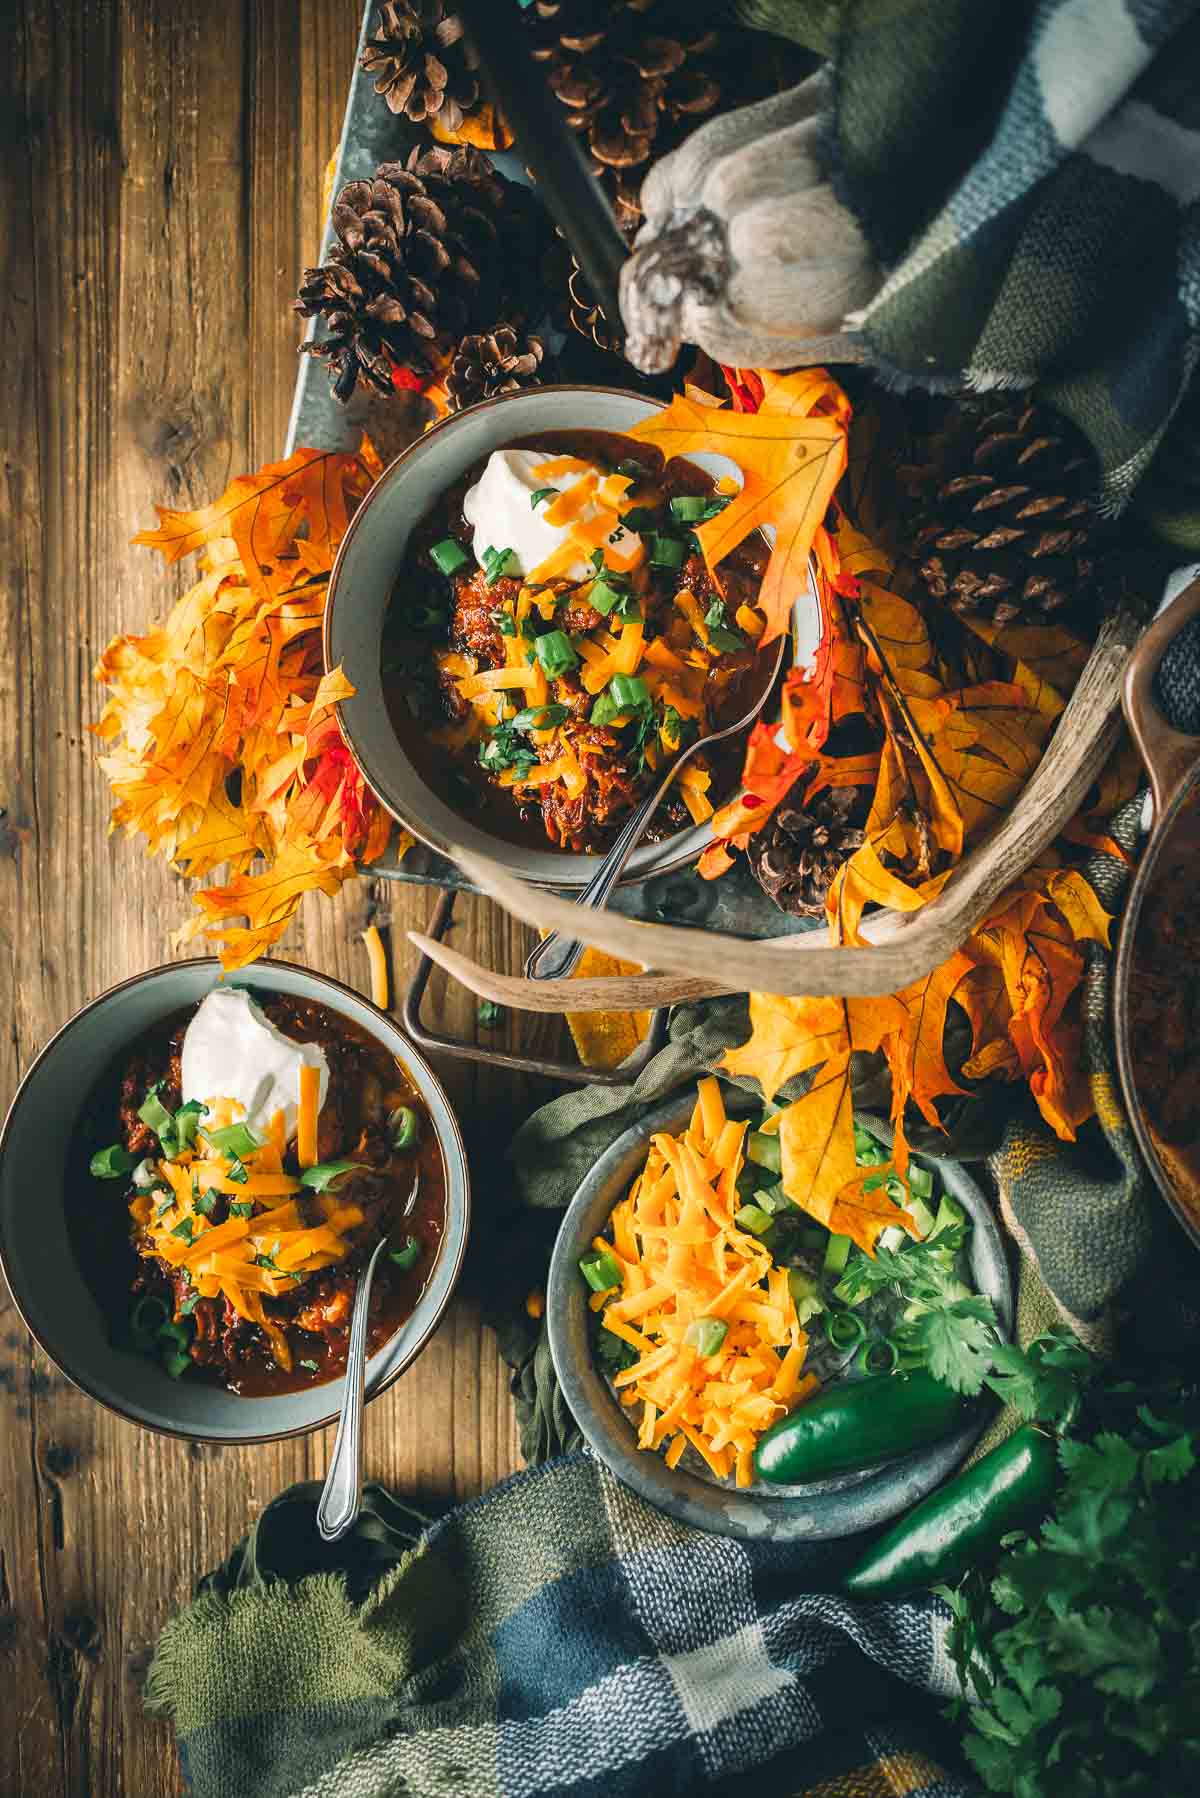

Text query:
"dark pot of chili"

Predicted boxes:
[[1114, 573, 1200, 1250]]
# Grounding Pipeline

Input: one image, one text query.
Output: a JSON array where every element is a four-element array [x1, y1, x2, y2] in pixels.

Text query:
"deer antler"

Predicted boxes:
[[431, 609, 1138, 1005]]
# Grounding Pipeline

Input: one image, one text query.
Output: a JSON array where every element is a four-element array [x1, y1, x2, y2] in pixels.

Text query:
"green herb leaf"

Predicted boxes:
[[389, 1106, 418, 1151], [1144, 1433, 1196, 1485], [704, 597, 746, 653], [299, 1161, 365, 1194], [492, 608, 517, 637], [530, 487, 558, 509], [178, 1291, 202, 1317], [299, 1358, 320, 1373], [477, 1000, 505, 1028], [510, 702, 570, 732], [483, 546, 516, 587]]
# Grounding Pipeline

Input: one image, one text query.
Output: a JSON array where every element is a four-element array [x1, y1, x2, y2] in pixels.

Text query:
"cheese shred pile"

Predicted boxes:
[[594, 1077, 817, 1487]]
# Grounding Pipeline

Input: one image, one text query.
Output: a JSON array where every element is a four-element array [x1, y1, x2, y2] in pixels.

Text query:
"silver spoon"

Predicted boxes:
[[316, 1170, 419, 1543], [524, 632, 788, 983]]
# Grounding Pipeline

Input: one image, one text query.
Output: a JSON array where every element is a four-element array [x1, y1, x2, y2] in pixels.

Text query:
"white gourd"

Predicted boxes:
[[620, 71, 881, 374]]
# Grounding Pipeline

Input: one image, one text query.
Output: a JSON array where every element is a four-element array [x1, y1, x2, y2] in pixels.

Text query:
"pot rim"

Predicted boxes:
[[0, 955, 471, 1445], [323, 383, 748, 888], [1112, 769, 1200, 1251]]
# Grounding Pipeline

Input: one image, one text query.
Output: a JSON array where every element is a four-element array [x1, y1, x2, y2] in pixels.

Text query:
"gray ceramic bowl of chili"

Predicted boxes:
[[0, 958, 470, 1444], [324, 384, 809, 888], [547, 1092, 1012, 1541]]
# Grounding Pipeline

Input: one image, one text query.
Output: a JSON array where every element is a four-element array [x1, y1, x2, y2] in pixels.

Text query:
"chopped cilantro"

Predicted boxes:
[[704, 597, 747, 653]]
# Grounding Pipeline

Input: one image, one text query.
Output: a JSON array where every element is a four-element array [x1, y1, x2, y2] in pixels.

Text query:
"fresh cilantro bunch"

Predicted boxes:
[[943, 1379, 1200, 1797], [835, 1216, 1090, 1421]]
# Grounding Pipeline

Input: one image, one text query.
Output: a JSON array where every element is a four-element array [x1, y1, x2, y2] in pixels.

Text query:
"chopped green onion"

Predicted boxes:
[[787, 1268, 822, 1307], [908, 1164, 933, 1199], [389, 1106, 418, 1151], [929, 1196, 965, 1240], [483, 546, 517, 587], [853, 1123, 889, 1165], [225, 1159, 249, 1186], [747, 1130, 781, 1174], [477, 1000, 505, 1028], [619, 505, 658, 532], [299, 1358, 320, 1373], [299, 1160, 365, 1193], [158, 1319, 191, 1349], [608, 673, 648, 710], [170, 1216, 196, 1243], [669, 494, 709, 522], [492, 609, 517, 637], [90, 1144, 135, 1180], [589, 578, 627, 616], [648, 534, 684, 570], [194, 1189, 217, 1218], [590, 692, 621, 728], [430, 538, 469, 576], [822, 1232, 852, 1277], [131, 1295, 169, 1335], [510, 702, 570, 732], [172, 1100, 204, 1154], [533, 630, 578, 677], [162, 1350, 192, 1380], [389, 1234, 422, 1272], [755, 1182, 793, 1216], [685, 1317, 728, 1358], [906, 1193, 937, 1239], [204, 1121, 263, 1160], [825, 1309, 867, 1352], [137, 1087, 175, 1141], [858, 1336, 901, 1376], [530, 487, 558, 509], [178, 1291, 202, 1317], [735, 1202, 773, 1236], [229, 1200, 254, 1219], [579, 1249, 622, 1293]]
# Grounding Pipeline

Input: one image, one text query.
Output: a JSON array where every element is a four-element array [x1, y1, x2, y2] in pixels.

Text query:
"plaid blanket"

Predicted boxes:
[[147, 1458, 973, 1798], [739, 0, 1200, 531]]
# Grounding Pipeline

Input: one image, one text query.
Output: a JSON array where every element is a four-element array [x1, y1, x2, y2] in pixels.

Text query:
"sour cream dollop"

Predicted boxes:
[[181, 988, 329, 1141], [461, 448, 641, 581]]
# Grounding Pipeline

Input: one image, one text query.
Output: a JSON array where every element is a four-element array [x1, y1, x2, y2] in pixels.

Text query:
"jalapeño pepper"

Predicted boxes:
[[754, 1371, 971, 1485], [840, 1424, 1058, 1597]]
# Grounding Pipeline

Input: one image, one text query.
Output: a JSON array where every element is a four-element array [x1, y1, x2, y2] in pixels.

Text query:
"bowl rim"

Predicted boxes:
[[323, 382, 734, 888], [547, 1090, 1012, 1541], [0, 954, 471, 1445]]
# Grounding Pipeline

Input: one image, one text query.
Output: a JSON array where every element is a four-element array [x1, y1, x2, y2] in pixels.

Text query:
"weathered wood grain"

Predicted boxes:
[[0, 5, 540, 1792]]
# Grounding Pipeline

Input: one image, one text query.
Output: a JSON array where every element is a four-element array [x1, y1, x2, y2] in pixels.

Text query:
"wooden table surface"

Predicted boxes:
[[1, 5, 563, 1790]]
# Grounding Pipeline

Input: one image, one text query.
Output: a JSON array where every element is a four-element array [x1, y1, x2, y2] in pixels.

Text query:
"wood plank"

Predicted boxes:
[[3, 2, 544, 1793]]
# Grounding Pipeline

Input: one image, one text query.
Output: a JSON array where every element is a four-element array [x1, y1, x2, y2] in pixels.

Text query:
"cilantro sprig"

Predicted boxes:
[[943, 1374, 1200, 1797]]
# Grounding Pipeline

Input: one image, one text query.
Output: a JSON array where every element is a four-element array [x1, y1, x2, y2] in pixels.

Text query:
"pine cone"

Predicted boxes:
[[521, 1, 725, 232], [445, 325, 546, 410], [295, 146, 510, 402], [360, 2, 480, 131], [748, 782, 870, 918], [911, 399, 1110, 627]]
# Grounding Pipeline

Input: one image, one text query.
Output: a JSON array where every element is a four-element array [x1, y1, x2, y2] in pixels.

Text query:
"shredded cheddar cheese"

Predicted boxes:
[[362, 924, 388, 1010], [297, 1064, 321, 1169], [592, 1077, 815, 1487]]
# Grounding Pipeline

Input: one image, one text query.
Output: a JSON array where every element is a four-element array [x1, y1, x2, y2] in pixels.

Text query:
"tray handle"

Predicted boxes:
[[401, 890, 670, 1086], [1122, 574, 1200, 824]]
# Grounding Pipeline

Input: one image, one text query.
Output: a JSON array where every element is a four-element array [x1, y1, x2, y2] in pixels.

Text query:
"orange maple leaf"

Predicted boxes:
[[627, 369, 851, 643]]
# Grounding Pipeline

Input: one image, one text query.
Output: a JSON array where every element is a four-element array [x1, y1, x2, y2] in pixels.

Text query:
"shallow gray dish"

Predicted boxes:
[[547, 1092, 1012, 1541], [0, 958, 470, 1444], [325, 384, 821, 889]]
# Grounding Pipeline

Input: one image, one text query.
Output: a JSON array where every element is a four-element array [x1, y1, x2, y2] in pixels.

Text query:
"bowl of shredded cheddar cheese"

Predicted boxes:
[[547, 1082, 1010, 1541]]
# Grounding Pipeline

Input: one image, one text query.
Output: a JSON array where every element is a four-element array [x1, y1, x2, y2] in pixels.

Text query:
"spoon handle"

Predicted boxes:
[[524, 776, 672, 982], [316, 1236, 388, 1544]]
